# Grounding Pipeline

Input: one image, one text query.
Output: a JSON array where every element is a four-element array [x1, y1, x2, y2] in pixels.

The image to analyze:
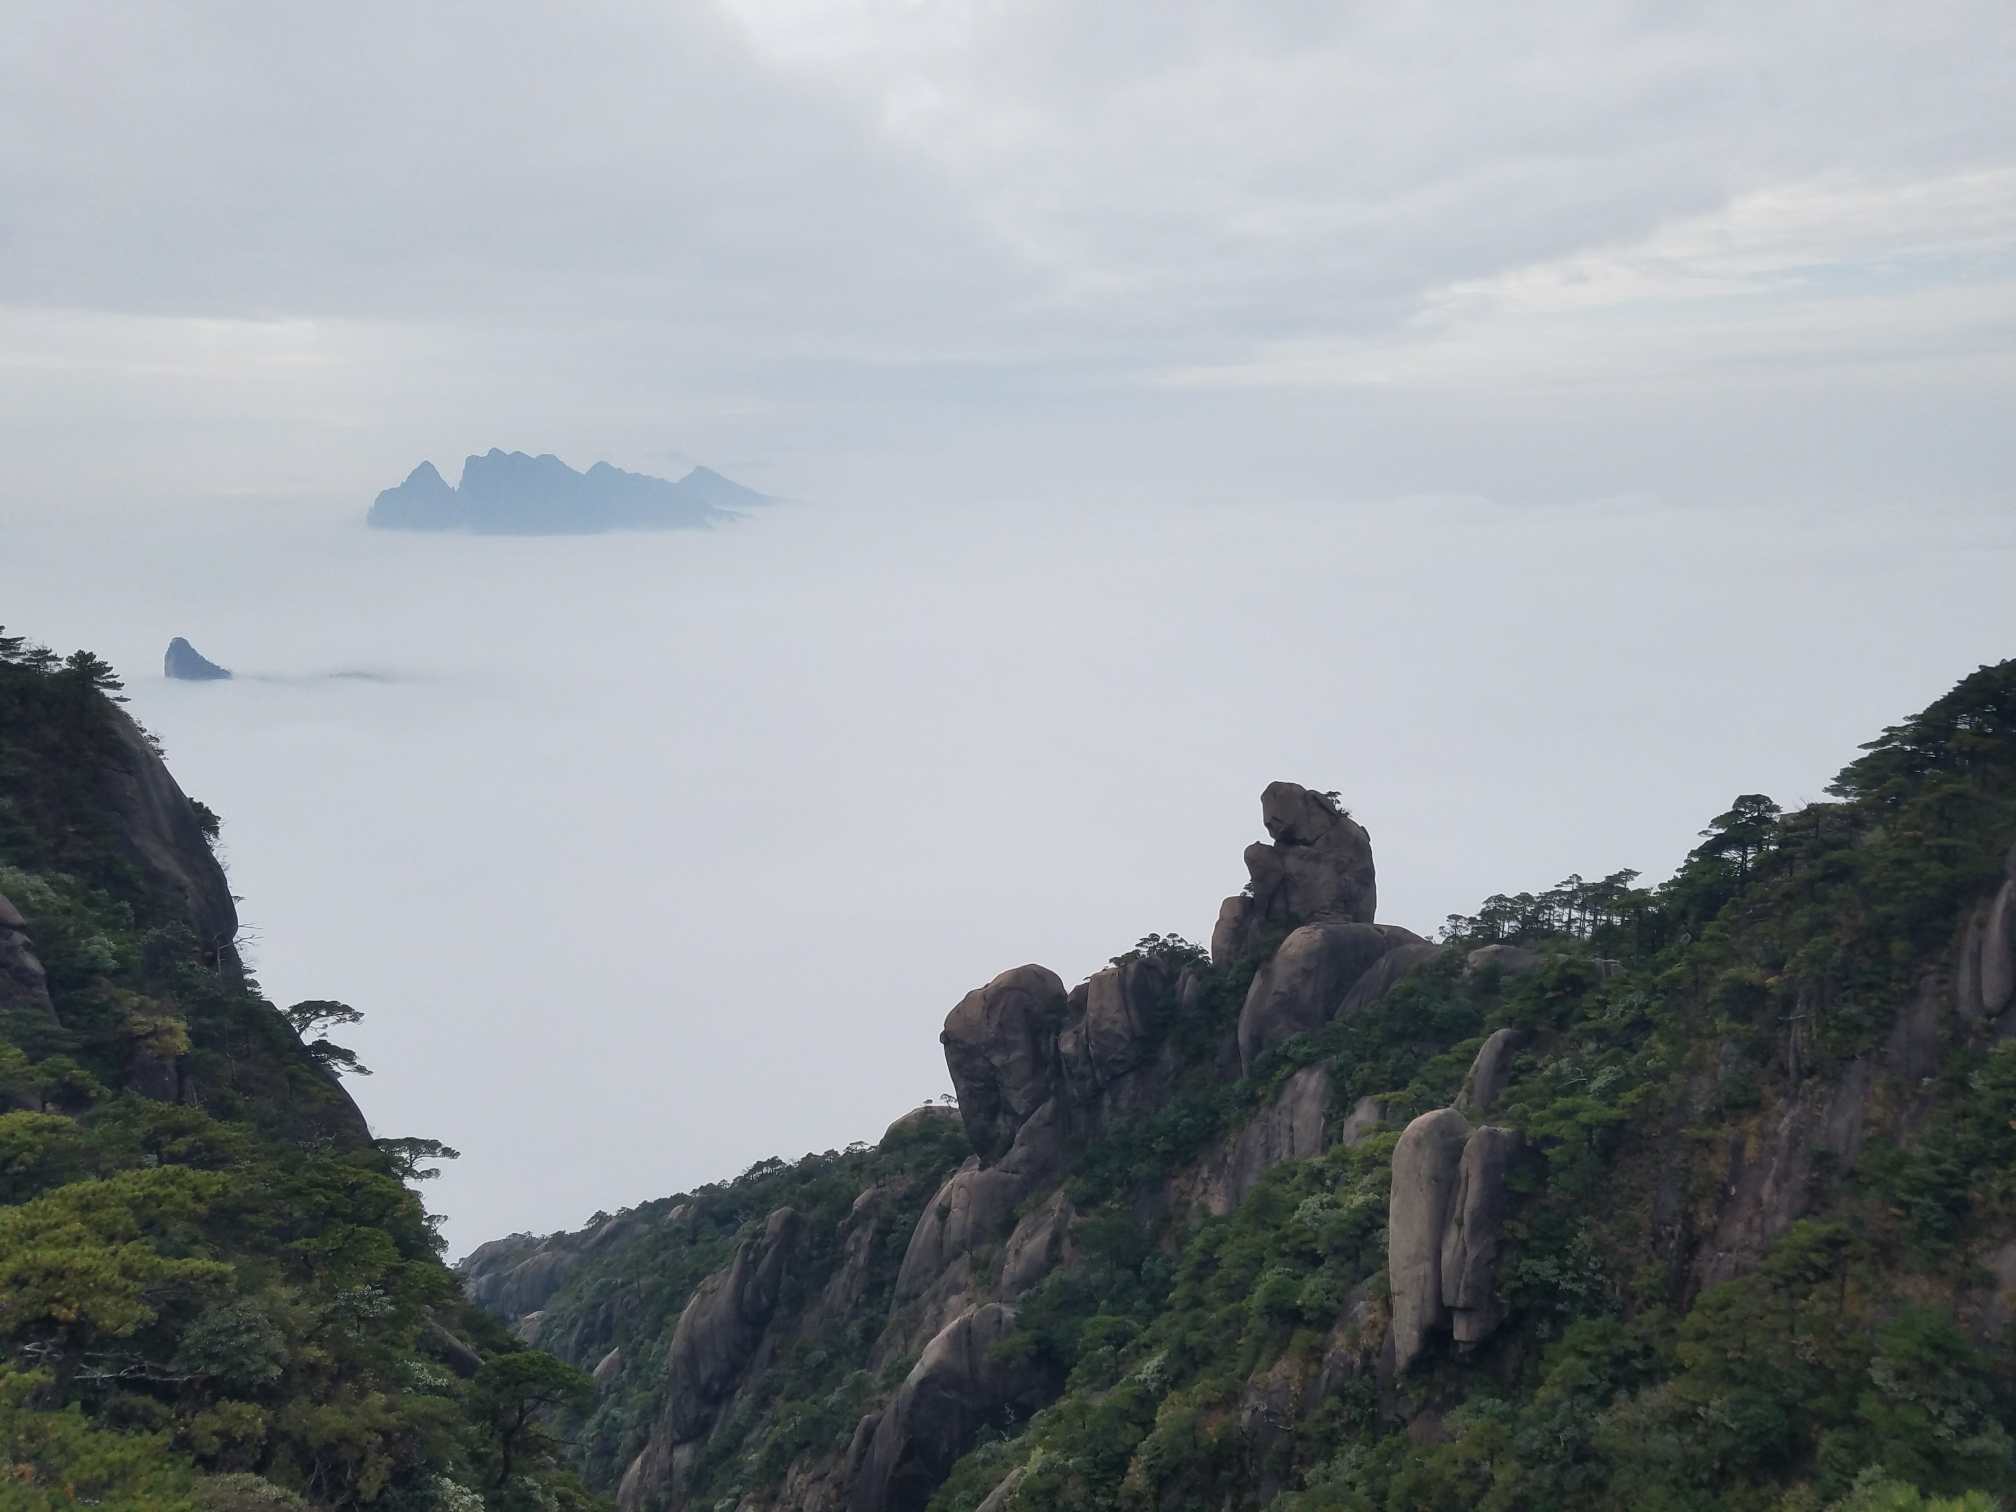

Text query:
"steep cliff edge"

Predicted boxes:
[[0, 636, 598, 1510], [463, 657, 2016, 1512]]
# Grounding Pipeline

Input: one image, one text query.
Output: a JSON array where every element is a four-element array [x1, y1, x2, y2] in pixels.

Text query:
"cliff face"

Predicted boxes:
[[468, 662, 2016, 1512], [0, 642, 607, 1509]]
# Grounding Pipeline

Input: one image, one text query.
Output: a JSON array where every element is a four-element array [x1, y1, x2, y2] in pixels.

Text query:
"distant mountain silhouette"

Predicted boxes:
[[164, 638, 231, 681], [368, 450, 773, 535]]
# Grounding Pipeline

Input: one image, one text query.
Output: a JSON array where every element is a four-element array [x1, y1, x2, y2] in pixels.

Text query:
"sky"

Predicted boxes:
[[2, 0, 2013, 1253]]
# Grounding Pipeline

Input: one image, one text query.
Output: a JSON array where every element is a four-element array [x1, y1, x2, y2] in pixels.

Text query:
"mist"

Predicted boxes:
[[3, 0, 2013, 1251]]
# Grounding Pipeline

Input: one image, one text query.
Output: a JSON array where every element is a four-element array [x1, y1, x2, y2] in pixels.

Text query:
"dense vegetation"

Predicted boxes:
[[0, 631, 600, 1512], [921, 658, 2016, 1512]]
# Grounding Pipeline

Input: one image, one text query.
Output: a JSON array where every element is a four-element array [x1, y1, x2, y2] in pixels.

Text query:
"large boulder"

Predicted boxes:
[[1388, 1108, 1473, 1372], [1238, 922, 1425, 1071], [895, 1162, 1026, 1297], [849, 1304, 1047, 1512], [999, 1189, 1073, 1300], [1454, 1028, 1530, 1118], [1057, 959, 1171, 1099], [0, 894, 56, 1020], [941, 965, 1065, 1155], [1464, 943, 1547, 977], [663, 1207, 802, 1439], [1441, 1127, 1527, 1346], [1212, 783, 1378, 966], [1335, 942, 1445, 1016], [618, 1207, 805, 1509]]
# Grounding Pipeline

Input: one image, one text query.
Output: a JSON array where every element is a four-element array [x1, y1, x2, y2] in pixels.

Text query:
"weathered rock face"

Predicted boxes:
[[941, 965, 1065, 1155], [896, 1161, 1025, 1297], [97, 709, 240, 968], [1336, 942, 1445, 1017], [1961, 843, 2016, 1027], [1390, 1109, 1534, 1368], [666, 1208, 803, 1438], [999, 1189, 1073, 1300], [0, 893, 56, 1020], [1388, 1108, 1473, 1371], [618, 1208, 805, 1509], [1455, 1028, 1529, 1117], [1238, 922, 1426, 1072], [1441, 1127, 1528, 1346], [1057, 959, 1171, 1099], [459, 1238, 585, 1324], [849, 1303, 1047, 1512], [1180, 1065, 1334, 1217], [1464, 943, 1547, 977], [1212, 783, 1378, 966], [163, 637, 231, 681], [1336, 1096, 1387, 1147]]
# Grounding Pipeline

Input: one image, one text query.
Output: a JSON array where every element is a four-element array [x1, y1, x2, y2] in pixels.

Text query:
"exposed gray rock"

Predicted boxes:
[[1336, 1096, 1387, 1147], [1336, 942, 1445, 1016], [425, 1318, 483, 1378], [593, 1347, 623, 1387], [1058, 959, 1171, 1099], [1440, 1127, 1527, 1347], [1238, 922, 1425, 1072], [1979, 880, 2016, 1024], [1251, 782, 1378, 922], [0, 895, 56, 1020], [849, 1303, 1047, 1512], [1181, 1065, 1332, 1217], [895, 1160, 1025, 1297], [974, 1466, 1027, 1512], [1696, 1058, 1874, 1289], [97, 708, 240, 967], [163, 637, 231, 681], [1000, 1189, 1073, 1300], [1212, 893, 1261, 969], [459, 1242, 582, 1323], [1388, 1108, 1473, 1372], [941, 965, 1065, 1154], [1211, 782, 1377, 965], [615, 1208, 809, 1505], [1454, 1028, 1529, 1117], [1464, 944, 1547, 977], [1314, 1276, 1392, 1400], [882, 1104, 962, 1145]]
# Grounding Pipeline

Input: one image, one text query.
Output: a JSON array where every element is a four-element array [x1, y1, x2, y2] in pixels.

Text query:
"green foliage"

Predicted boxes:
[[0, 642, 608, 1510]]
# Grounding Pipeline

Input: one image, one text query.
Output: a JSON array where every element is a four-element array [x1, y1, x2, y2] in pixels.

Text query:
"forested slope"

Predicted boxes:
[[467, 657, 2016, 1512], [0, 630, 601, 1512]]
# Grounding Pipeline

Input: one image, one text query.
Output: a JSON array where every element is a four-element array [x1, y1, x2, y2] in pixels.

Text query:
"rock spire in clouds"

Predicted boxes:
[[163, 637, 230, 680], [368, 450, 772, 536]]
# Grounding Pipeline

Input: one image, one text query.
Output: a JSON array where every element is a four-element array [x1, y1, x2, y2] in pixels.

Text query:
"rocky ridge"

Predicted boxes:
[[463, 666, 2016, 1512]]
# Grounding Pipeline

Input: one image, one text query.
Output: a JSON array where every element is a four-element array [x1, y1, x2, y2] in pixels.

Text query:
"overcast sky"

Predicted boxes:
[[3, 0, 2013, 1251]]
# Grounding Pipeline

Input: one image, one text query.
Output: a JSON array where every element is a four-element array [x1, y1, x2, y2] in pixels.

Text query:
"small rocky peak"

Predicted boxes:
[[1212, 782, 1378, 965], [164, 637, 231, 681]]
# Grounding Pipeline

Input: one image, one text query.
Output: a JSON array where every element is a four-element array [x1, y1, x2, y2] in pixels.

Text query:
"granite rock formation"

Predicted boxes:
[[0, 892, 56, 1020], [1211, 783, 1377, 966]]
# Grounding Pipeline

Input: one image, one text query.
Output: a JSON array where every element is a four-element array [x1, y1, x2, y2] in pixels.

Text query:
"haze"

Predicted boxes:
[[2, 0, 2012, 1253]]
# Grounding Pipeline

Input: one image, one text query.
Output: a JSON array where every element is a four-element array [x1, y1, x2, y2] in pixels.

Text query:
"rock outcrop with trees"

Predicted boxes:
[[461, 661, 2016, 1512]]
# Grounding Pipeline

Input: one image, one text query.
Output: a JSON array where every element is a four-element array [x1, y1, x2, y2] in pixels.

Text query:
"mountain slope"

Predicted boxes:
[[466, 657, 2016, 1512], [0, 630, 603, 1512]]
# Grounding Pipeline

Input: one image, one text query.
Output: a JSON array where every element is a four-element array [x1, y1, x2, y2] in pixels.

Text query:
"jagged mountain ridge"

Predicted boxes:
[[368, 449, 772, 535], [463, 661, 2016, 1512]]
